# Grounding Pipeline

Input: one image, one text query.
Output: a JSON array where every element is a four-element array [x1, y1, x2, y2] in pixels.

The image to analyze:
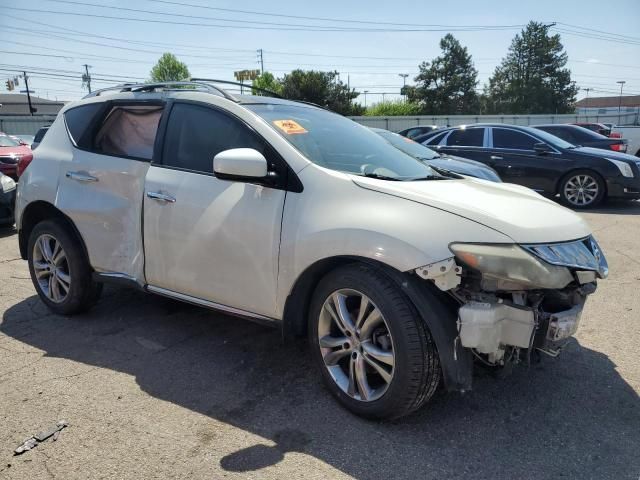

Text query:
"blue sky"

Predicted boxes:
[[1, 0, 639, 103]]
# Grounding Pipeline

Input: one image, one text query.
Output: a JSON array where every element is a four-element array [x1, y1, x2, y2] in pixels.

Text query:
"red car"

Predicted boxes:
[[0, 134, 33, 180]]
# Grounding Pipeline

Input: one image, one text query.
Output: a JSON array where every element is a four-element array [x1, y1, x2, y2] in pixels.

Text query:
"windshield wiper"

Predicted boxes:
[[408, 175, 449, 181], [360, 172, 402, 181]]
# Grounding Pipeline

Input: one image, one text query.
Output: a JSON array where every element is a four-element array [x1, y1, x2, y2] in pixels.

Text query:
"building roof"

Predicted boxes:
[[575, 95, 640, 108], [0, 94, 66, 116]]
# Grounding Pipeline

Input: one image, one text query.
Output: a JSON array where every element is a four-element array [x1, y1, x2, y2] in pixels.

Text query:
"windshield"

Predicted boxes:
[[0, 135, 20, 147], [373, 129, 441, 160], [526, 127, 575, 149], [247, 104, 442, 180]]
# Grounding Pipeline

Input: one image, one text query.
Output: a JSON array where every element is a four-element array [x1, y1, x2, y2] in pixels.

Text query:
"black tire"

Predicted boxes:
[[308, 263, 440, 420], [27, 219, 102, 315], [559, 169, 605, 209]]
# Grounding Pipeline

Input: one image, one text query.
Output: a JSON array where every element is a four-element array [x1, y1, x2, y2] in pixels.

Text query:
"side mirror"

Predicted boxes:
[[533, 142, 552, 155], [213, 148, 268, 180]]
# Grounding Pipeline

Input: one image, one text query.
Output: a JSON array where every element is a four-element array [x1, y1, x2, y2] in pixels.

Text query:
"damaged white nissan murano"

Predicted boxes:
[[15, 82, 608, 419]]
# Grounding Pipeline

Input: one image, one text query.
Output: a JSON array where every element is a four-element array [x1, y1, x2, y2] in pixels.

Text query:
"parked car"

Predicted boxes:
[[572, 122, 611, 136], [0, 172, 16, 225], [534, 124, 628, 153], [371, 128, 501, 182], [31, 126, 50, 150], [415, 124, 640, 208], [0, 133, 33, 180], [17, 82, 608, 419], [397, 125, 440, 139], [612, 126, 640, 157]]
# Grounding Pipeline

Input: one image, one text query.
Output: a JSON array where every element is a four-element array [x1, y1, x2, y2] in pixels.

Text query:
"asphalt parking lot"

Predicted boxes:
[[0, 202, 639, 480]]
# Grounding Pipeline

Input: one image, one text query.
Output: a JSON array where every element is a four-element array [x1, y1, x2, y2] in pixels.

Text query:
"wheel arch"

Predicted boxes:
[[18, 201, 89, 264], [282, 255, 473, 392], [555, 168, 607, 196]]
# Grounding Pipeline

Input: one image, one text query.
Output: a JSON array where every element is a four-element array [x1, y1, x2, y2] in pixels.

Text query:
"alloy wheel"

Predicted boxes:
[[564, 174, 599, 207], [318, 289, 395, 402], [32, 234, 71, 303]]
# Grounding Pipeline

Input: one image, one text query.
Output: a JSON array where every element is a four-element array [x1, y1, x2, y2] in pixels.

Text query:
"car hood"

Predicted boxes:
[[0, 145, 31, 157], [352, 176, 591, 244], [427, 155, 501, 182], [573, 146, 637, 162]]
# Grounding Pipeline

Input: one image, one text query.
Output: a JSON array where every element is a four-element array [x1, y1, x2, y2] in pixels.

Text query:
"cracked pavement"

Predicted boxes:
[[0, 201, 639, 480]]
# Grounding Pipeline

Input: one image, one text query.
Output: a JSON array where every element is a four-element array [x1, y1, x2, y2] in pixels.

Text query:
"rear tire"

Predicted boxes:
[[559, 170, 605, 209], [308, 263, 440, 420], [27, 220, 102, 315]]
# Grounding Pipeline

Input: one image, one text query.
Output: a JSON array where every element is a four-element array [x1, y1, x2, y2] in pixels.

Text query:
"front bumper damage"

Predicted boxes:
[[415, 235, 607, 371]]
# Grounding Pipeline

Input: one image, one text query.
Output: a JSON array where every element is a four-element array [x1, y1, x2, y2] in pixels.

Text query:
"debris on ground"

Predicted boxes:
[[14, 421, 69, 455]]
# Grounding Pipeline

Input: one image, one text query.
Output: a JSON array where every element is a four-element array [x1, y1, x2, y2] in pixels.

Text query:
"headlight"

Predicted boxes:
[[607, 158, 634, 178], [449, 243, 573, 290], [0, 175, 16, 194]]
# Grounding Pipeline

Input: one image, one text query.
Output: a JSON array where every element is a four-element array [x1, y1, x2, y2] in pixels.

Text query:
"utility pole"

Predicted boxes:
[[257, 49, 264, 75], [364, 90, 369, 108], [22, 71, 35, 116], [616, 80, 626, 124], [82, 64, 92, 93], [582, 87, 591, 111]]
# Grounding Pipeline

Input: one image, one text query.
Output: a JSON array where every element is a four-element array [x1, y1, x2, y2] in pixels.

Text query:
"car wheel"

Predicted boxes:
[[308, 264, 440, 420], [560, 170, 605, 209], [27, 220, 102, 315]]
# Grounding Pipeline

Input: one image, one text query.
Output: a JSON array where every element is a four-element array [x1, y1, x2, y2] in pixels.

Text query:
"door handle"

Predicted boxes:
[[146, 191, 176, 203], [66, 171, 98, 182], [490, 155, 503, 160]]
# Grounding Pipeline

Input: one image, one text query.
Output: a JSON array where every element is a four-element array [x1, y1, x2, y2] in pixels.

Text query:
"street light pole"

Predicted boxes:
[[398, 73, 409, 102], [616, 80, 626, 125], [364, 90, 369, 108], [582, 88, 591, 119]]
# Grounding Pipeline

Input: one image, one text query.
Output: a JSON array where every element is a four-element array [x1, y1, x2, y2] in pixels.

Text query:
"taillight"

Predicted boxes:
[[16, 153, 33, 177], [609, 132, 622, 138], [610, 143, 627, 153]]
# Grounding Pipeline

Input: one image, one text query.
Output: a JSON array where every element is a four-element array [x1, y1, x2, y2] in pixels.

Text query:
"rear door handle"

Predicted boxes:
[[146, 191, 176, 203], [490, 155, 503, 160], [66, 171, 98, 182]]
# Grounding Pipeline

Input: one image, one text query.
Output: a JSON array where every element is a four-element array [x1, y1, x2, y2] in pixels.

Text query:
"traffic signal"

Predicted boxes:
[[5, 80, 14, 91]]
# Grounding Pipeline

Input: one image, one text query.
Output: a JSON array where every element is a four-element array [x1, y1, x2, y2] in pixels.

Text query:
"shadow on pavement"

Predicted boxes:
[[586, 199, 640, 215], [2, 287, 639, 479]]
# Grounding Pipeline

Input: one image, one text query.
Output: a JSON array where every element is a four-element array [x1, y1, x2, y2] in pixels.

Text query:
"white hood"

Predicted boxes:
[[352, 177, 592, 244]]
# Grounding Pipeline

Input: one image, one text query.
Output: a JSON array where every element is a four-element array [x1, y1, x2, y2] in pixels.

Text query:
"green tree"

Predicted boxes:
[[408, 34, 479, 114], [150, 53, 190, 82], [364, 100, 422, 116], [280, 70, 360, 115], [251, 72, 283, 96], [485, 22, 578, 114]]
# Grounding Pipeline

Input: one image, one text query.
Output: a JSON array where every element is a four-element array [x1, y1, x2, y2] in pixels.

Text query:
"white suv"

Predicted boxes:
[[16, 82, 608, 419]]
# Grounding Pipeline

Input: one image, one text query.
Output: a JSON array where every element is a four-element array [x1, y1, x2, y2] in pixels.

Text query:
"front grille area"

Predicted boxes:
[[522, 236, 608, 279]]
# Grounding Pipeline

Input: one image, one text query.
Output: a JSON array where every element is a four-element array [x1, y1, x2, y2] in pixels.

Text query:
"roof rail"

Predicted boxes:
[[83, 81, 237, 101], [190, 78, 282, 99]]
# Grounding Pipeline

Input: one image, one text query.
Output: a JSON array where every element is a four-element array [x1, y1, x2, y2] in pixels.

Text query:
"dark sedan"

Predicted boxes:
[[397, 125, 440, 140], [371, 128, 501, 182], [534, 124, 627, 153], [414, 124, 640, 208]]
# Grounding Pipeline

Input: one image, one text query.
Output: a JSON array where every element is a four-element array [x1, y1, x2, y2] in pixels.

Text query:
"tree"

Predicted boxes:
[[485, 22, 578, 114], [150, 53, 190, 82], [280, 70, 360, 115], [408, 34, 479, 114], [251, 72, 283, 96]]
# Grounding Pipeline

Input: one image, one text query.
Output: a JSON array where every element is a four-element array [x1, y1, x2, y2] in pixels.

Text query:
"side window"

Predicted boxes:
[[424, 131, 446, 145], [406, 128, 422, 139], [446, 128, 484, 147], [93, 105, 163, 160], [162, 103, 266, 174], [64, 103, 103, 147], [492, 128, 537, 150]]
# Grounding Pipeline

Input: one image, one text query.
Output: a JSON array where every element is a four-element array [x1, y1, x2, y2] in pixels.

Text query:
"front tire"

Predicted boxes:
[[559, 170, 605, 209], [27, 220, 102, 315], [308, 264, 440, 420]]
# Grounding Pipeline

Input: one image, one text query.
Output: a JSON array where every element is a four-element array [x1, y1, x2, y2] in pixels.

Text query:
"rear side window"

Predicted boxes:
[[161, 103, 266, 174], [492, 128, 537, 150], [424, 131, 446, 145], [64, 103, 103, 146], [446, 128, 484, 147], [93, 105, 163, 160], [542, 127, 574, 143], [33, 127, 48, 143]]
